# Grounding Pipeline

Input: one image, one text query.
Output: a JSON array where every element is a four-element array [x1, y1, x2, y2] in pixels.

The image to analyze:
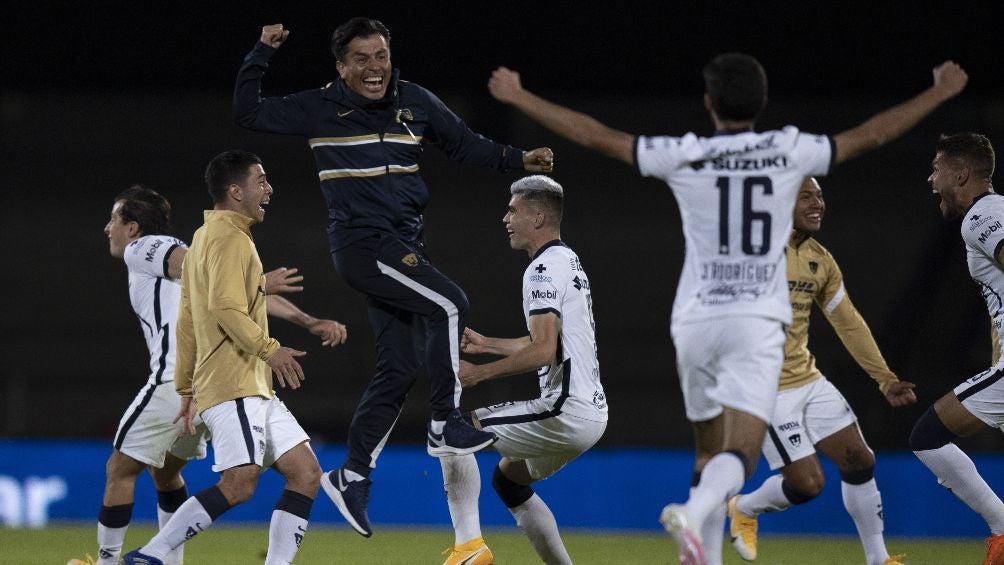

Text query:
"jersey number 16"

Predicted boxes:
[[716, 175, 773, 256]]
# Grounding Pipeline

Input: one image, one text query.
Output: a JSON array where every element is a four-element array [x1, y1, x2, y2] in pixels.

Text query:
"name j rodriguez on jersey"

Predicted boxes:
[[701, 260, 777, 282]]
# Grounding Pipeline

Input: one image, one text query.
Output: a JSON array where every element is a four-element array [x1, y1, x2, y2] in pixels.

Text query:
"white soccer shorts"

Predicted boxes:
[[955, 362, 1004, 430], [200, 395, 310, 473], [474, 399, 606, 481], [114, 382, 207, 467], [761, 377, 859, 470], [672, 316, 786, 423]]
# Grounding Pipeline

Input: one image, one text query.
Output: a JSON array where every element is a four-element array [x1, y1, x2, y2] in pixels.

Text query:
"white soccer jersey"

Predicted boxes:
[[122, 234, 185, 385], [522, 240, 607, 421], [636, 126, 834, 325], [963, 192, 1004, 353]]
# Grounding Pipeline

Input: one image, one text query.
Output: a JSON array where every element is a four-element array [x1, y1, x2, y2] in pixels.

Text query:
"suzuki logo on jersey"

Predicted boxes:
[[978, 221, 1002, 244], [712, 155, 789, 171], [573, 275, 590, 291], [531, 289, 558, 300]]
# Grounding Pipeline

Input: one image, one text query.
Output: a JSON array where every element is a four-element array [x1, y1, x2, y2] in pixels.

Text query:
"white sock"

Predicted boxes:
[[737, 474, 790, 515], [264, 509, 309, 565], [915, 444, 1004, 533], [96, 523, 127, 565], [441, 455, 482, 544], [157, 506, 184, 565], [686, 453, 745, 527], [693, 487, 725, 565], [141, 497, 214, 559], [511, 494, 572, 565], [841, 479, 888, 565]]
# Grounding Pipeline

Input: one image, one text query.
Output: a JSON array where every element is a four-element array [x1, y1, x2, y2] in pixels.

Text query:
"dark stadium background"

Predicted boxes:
[[4, 2, 1003, 454]]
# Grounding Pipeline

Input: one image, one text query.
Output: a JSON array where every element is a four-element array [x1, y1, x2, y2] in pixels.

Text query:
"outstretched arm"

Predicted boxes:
[[823, 291, 916, 407], [833, 61, 968, 164], [489, 67, 636, 166], [459, 313, 558, 388], [267, 295, 348, 347]]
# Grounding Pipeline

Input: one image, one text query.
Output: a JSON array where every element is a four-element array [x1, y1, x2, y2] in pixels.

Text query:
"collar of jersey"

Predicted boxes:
[[712, 126, 754, 137], [204, 209, 255, 235], [531, 239, 567, 261]]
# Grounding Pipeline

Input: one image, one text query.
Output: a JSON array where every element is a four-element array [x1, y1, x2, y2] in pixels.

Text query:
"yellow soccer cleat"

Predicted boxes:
[[883, 554, 906, 565], [985, 534, 1004, 565], [442, 536, 493, 565], [66, 555, 96, 565], [728, 495, 758, 561]]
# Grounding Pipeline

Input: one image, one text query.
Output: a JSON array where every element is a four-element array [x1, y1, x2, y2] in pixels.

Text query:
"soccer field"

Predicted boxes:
[[4, 524, 985, 564]]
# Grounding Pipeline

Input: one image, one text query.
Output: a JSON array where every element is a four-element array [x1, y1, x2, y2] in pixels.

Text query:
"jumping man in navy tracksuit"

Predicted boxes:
[[233, 17, 556, 537]]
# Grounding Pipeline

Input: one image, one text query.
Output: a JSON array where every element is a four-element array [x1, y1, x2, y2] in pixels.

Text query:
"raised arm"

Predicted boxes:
[[459, 313, 559, 388], [488, 67, 636, 166], [233, 23, 311, 135], [833, 61, 968, 164]]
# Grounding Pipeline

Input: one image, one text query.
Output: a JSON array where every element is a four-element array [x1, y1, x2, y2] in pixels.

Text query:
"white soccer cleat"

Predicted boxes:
[[660, 503, 708, 565]]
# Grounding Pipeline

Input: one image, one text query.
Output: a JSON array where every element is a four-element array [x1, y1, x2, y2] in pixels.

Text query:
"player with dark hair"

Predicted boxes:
[[909, 133, 1004, 565], [233, 17, 556, 537], [487, 54, 967, 564], [726, 177, 914, 565], [69, 182, 346, 565], [121, 150, 333, 565]]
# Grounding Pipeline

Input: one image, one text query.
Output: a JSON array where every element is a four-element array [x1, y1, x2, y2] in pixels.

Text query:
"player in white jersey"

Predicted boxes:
[[909, 133, 1004, 565], [487, 54, 968, 565], [438, 176, 606, 565], [71, 186, 347, 565]]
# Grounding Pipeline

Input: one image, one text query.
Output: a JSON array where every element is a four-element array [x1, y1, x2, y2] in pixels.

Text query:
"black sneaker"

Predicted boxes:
[[320, 467, 373, 537], [427, 409, 498, 457]]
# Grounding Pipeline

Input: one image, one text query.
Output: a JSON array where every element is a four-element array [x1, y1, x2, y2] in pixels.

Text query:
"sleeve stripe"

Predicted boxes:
[[529, 307, 562, 318], [824, 282, 846, 314], [163, 243, 180, 278], [632, 136, 642, 175], [825, 135, 837, 175]]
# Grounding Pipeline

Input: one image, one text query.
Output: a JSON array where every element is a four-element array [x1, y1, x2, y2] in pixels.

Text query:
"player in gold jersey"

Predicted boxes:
[[726, 178, 917, 565]]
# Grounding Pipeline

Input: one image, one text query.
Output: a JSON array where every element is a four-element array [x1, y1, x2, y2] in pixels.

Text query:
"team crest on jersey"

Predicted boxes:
[[788, 434, 802, 448], [808, 261, 818, 274], [401, 253, 419, 267]]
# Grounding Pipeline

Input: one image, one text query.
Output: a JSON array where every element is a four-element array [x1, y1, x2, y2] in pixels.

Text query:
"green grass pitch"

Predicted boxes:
[[2, 523, 986, 564]]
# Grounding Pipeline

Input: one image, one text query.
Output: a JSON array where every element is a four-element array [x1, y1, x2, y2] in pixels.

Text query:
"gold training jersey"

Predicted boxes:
[[781, 233, 898, 392], [175, 210, 280, 411]]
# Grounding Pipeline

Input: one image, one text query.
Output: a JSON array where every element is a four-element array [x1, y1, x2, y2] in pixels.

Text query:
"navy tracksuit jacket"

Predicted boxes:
[[234, 41, 527, 475]]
